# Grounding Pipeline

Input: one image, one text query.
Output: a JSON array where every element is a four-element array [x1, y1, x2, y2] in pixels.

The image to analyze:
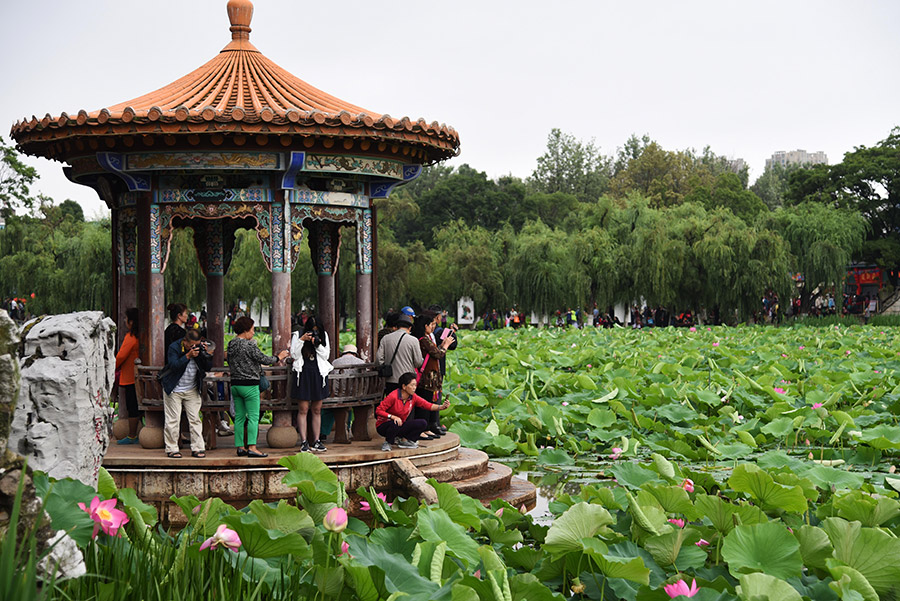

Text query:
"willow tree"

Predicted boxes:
[[506, 220, 570, 316], [432, 220, 508, 312], [693, 208, 791, 320], [163, 227, 206, 311], [767, 202, 868, 310]]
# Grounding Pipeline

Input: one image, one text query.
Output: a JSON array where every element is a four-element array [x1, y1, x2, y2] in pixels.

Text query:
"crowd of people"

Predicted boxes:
[[113, 303, 459, 457], [3, 297, 30, 323]]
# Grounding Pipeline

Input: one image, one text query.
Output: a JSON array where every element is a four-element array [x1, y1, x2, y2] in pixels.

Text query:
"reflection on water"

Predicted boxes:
[[495, 456, 616, 526]]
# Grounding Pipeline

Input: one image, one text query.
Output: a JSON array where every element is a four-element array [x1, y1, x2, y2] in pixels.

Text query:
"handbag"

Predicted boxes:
[[377, 333, 406, 378], [259, 373, 271, 392]]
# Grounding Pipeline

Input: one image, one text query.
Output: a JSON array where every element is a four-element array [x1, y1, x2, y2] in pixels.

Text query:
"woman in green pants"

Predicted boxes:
[[226, 316, 289, 457]]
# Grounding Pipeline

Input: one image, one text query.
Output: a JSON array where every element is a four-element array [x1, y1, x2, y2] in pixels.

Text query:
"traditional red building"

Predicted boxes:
[[10, 0, 460, 448]]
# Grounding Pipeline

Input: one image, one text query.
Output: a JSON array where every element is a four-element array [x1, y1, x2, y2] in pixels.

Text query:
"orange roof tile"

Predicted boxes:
[[10, 0, 459, 162]]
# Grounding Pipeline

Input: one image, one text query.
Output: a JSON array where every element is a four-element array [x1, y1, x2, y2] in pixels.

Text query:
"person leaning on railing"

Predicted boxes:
[[227, 316, 289, 458]]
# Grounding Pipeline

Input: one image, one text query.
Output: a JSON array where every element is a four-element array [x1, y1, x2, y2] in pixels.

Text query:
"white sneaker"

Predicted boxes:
[[381, 442, 392, 452], [397, 439, 418, 449]]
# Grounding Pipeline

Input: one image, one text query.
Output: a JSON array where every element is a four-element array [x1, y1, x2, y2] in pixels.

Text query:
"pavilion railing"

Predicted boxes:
[[134, 363, 384, 445]]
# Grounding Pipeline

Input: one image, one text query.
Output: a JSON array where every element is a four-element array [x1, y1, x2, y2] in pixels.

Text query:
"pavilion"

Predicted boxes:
[[9, 0, 460, 449]]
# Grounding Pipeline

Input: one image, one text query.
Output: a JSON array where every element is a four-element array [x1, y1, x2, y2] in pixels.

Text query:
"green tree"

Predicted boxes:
[[751, 162, 800, 210], [767, 202, 868, 310], [432, 220, 508, 311], [530, 129, 611, 202], [506, 220, 570, 316], [0, 137, 37, 217], [163, 227, 206, 311]]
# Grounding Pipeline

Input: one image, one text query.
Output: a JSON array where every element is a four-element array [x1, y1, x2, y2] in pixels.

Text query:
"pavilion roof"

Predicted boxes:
[[10, 0, 459, 163]]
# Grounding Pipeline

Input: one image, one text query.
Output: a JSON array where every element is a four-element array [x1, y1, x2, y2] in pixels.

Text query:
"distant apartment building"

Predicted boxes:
[[727, 158, 746, 173], [765, 149, 828, 170]]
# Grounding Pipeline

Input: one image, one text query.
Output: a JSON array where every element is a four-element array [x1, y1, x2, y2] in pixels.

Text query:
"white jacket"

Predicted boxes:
[[290, 330, 334, 386]]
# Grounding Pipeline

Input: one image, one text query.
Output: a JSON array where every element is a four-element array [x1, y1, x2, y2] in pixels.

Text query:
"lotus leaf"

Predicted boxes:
[[721, 522, 802, 580]]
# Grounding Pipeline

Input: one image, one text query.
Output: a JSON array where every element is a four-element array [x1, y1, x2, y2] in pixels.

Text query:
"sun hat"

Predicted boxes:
[[341, 344, 358, 355]]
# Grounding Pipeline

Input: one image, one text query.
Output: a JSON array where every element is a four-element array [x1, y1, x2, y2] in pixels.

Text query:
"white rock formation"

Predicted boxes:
[[8, 312, 116, 487]]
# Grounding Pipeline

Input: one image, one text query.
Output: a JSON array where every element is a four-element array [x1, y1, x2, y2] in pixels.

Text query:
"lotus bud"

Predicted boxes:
[[323, 507, 348, 533]]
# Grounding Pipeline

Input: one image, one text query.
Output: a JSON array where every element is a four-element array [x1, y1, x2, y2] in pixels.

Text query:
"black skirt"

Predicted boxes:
[[291, 357, 330, 402]]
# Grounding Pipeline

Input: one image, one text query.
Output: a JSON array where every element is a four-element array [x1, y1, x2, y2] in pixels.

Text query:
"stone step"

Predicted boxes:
[[419, 448, 489, 483], [449, 461, 513, 498], [477, 476, 537, 511]]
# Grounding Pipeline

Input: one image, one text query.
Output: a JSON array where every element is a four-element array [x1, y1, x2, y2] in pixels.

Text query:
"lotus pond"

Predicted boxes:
[[9, 324, 900, 601]]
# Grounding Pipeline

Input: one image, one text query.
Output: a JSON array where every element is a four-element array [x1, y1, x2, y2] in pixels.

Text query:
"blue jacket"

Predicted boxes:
[[161, 339, 212, 395]]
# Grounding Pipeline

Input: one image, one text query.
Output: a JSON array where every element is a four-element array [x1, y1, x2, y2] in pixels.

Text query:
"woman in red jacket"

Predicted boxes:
[[375, 372, 449, 452]]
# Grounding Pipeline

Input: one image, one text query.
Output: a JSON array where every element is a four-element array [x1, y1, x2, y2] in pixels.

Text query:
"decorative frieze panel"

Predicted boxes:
[[304, 154, 405, 179], [126, 152, 284, 171], [157, 188, 270, 203], [288, 188, 369, 208]]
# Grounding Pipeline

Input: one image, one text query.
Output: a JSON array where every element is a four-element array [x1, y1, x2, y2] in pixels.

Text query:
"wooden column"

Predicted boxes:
[[136, 191, 165, 448], [267, 195, 298, 448]]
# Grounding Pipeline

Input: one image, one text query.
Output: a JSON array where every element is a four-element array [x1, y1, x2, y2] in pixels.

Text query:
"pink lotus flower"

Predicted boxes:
[[340, 541, 350, 555], [78, 496, 129, 538], [696, 539, 710, 547], [712, 342, 719, 347], [799, 345, 805, 350], [562, 401, 569, 406], [689, 327, 696, 332], [706, 327, 711, 331], [324, 507, 348, 533], [668, 518, 685, 528], [875, 370, 881, 373], [664, 578, 700, 598], [474, 569, 481, 579], [682, 478, 694, 493], [812, 403, 823, 409], [199, 524, 242, 552], [781, 353, 788, 358], [495, 507, 504, 518], [774, 387, 786, 394], [609, 447, 624, 460], [359, 492, 390, 512], [846, 350, 852, 355], [519, 504, 527, 514], [587, 364, 592, 368], [805, 439, 810, 446]]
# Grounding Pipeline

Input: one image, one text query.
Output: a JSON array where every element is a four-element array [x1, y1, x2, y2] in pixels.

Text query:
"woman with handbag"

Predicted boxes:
[[226, 316, 289, 458], [290, 315, 333, 453], [411, 311, 454, 439]]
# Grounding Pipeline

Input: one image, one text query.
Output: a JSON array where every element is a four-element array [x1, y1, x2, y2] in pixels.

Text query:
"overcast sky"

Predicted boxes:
[[2, 0, 898, 218]]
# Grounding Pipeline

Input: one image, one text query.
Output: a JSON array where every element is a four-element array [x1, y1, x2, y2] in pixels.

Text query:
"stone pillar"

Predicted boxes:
[[136, 192, 165, 449], [356, 208, 374, 361], [267, 195, 297, 448]]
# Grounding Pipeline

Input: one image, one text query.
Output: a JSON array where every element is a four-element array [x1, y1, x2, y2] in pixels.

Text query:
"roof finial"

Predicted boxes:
[[227, 0, 253, 41]]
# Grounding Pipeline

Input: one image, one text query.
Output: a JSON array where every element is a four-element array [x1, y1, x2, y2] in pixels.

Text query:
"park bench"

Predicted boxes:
[[135, 363, 384, 448]]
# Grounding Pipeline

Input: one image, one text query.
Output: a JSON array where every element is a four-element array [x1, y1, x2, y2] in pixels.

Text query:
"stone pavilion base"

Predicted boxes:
[[104, 426, 535, 528]]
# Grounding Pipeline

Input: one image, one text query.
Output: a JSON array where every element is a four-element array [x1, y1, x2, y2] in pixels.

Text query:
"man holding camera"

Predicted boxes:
[[160, 329, 211, 458]]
